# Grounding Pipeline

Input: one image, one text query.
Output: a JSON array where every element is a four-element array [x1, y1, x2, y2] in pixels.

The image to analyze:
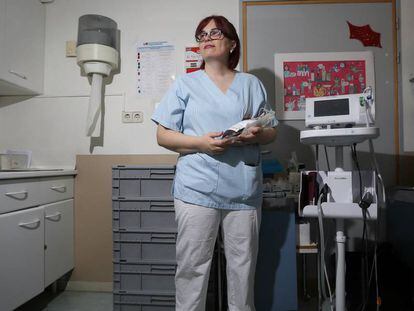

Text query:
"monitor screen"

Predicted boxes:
[[314, 98, 350, 117]]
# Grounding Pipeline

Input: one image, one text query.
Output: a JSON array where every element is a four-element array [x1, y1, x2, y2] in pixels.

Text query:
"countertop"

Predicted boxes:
[[0, 169, 77, 180]]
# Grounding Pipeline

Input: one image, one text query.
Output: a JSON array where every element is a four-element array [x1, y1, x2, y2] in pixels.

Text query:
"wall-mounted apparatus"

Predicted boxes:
[[76, 14, 119, 137]]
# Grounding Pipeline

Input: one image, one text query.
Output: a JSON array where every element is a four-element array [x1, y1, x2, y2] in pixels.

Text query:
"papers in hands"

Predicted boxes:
[[221, 110, 276, 138]]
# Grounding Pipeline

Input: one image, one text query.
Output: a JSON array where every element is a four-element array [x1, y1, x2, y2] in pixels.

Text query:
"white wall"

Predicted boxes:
[[0, 0, 239, 168]]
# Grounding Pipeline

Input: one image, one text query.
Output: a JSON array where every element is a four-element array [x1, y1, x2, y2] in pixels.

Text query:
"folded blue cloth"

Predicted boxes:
[[262, 159, 283, 175]]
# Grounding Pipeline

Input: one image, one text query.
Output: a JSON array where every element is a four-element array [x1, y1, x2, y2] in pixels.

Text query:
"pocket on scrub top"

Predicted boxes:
[[243, 164, 262, 200], [243, 144, 260, 167], [177, 153, 219, 194]]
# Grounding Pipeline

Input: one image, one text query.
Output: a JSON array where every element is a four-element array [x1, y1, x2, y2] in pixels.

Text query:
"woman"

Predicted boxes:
[[152, 15, 277, 311]]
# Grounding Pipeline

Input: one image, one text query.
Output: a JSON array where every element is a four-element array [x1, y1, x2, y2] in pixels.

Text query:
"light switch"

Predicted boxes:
[[66, 40, 77, 57]]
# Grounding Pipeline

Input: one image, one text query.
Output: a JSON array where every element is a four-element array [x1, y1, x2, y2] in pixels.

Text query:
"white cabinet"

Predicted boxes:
[[0, 174, 75, 310], [0, 0, 45, 95], [44, 199, 74, 287], [0, 206, 45, 311]]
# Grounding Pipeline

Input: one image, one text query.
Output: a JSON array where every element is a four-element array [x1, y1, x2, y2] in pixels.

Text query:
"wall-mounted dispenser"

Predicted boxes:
[[76, 14, 119, 137]]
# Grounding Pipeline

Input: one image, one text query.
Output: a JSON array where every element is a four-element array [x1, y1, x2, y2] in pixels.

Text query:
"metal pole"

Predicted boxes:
[[317, 249, 322, 311], [302, 254, 308, 299], [335, 147, 346, 311], [335, 146, 344, 171], [336, 219, 346, 311]]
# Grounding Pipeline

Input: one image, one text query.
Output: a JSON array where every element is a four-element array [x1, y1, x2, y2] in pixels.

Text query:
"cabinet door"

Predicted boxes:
[[0, 206, 44, 311], [0, 0, 45, 94], [44, 199, 74, 287]]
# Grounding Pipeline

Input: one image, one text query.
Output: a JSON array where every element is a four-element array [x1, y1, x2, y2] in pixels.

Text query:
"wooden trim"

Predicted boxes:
[[242, 2, 248, 72], [391, 0, 400, 183], [244, 0, 392, 6]]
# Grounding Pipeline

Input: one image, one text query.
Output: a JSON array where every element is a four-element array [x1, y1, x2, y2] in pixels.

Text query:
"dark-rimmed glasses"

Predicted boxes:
[[195, 28, 224, 42]]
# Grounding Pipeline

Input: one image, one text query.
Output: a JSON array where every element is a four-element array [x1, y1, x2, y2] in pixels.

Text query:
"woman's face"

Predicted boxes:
[[198, 20, 235, 65]]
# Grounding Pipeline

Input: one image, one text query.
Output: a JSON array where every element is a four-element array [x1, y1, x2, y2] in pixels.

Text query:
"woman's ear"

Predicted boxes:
[[230, 41, 236, 53]]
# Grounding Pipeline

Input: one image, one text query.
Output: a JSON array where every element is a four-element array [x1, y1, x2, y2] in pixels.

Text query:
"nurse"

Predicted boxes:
[[152, 15, 277, 311]]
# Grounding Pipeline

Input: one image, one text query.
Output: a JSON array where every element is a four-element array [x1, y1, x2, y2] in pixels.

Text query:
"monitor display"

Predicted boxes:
[[314, 98, 350, 117]]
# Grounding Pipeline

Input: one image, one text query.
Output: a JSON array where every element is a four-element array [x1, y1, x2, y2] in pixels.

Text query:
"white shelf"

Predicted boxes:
[[300, 127, 379, 146], [301, 202, 377, 220]]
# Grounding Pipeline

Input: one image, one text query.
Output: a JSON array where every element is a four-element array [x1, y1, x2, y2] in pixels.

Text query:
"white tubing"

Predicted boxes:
[[368, 139, 386, 204]]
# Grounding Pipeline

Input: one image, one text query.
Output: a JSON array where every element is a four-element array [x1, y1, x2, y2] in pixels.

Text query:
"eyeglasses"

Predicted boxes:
[[195, 28, 224, 42]]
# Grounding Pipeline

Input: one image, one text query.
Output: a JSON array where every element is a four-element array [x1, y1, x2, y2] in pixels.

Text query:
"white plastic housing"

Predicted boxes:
[[305, 93, 375, 128], [77, 43, 119, 74], [82, 62, 112, 76]]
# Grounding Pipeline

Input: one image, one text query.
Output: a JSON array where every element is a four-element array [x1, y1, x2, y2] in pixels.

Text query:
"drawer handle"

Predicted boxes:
[[151, 203, 174, 208], [19, 219, 41, 229], [50, 185, 67, 193], [150, 171, 175, 177], [151, 234, 176, 241], [9, 70, 27, 80], [151, 297, 175, 303], [151, 265, 176, 272], [5, 190, 28, 200], [45, 212, 62, 221]]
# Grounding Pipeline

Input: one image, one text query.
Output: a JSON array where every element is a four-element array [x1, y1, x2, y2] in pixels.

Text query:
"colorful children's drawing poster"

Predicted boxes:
[[274, 52, 375, 120], [283, 60, 366, 112]]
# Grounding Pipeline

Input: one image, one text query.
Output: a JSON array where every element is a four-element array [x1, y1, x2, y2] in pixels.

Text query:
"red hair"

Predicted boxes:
[[195, 15, 240, 70]]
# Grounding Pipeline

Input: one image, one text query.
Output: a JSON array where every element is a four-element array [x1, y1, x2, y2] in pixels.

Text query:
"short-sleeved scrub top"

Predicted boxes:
[[151, 70, 278, 210]]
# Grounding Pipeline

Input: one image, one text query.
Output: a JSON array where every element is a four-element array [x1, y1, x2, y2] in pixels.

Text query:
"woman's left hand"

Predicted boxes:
[[230, 126, 277, 146], [234, 126, 263, 145]]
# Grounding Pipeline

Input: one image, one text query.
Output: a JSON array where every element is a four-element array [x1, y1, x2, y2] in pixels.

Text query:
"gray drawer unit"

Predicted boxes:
[[113, 291, 175, 311], [114, 260, 177, 273], [113, 230, 177, 242], [113, 198, 176, 231], [112, 165, 178, 310], [113, 230, 177, 262], [114, 270, 175, 292], [112, 166, 175, 198]]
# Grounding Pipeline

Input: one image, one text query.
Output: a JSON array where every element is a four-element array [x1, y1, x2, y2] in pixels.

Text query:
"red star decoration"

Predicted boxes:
[[347, 21, 382, 48]]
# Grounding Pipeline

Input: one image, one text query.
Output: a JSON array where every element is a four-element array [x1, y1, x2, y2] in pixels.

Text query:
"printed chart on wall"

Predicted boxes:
[[185, 46, 202, 73], [136, 41, 176, 99], [274, 51, 375, 120]]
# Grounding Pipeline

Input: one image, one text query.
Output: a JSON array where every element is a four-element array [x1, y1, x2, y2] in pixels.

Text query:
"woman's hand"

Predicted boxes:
[[234, 126, 277, 145], [156, 125, 235, 155], [198, 132, 232, 155], [236, 126, 263, 144]]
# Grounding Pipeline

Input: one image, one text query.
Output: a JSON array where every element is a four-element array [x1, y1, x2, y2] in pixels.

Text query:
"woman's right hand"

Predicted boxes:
[[198, 132, 232, 155]]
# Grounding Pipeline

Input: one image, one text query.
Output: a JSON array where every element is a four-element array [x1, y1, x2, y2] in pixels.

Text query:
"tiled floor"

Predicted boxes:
[[16, 291, 112, 311], [17, 289, 318, 311]]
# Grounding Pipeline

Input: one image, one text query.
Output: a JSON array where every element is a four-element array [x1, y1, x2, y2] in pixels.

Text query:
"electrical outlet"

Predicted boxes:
[[132, 111, 143, 123], [122, 111, 132, 123], [122, 111, 143, 123]]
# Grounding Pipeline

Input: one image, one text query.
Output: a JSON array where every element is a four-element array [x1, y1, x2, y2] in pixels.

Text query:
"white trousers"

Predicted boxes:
[[174, 199, 261, 311]]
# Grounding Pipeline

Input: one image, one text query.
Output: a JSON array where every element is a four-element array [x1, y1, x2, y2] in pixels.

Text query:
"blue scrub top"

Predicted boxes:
[[152, 70, 278, 210]]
